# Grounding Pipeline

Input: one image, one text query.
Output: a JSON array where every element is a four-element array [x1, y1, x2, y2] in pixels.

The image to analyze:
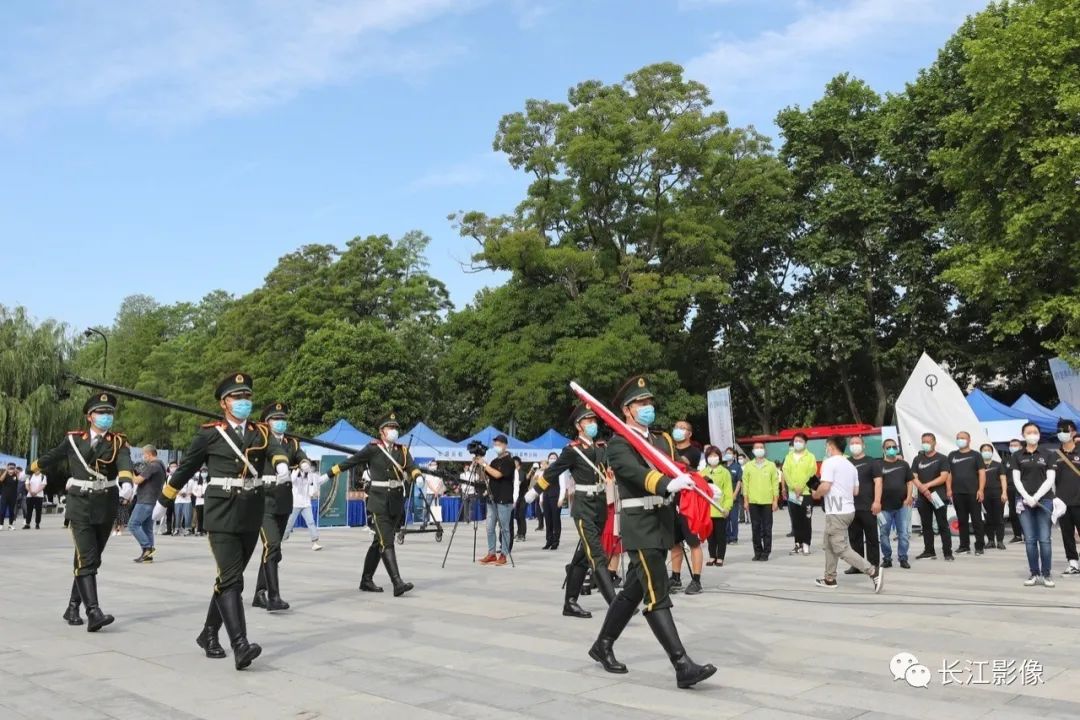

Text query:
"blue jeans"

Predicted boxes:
[[727, 495, 741, 541], [284, 504, 319, 542], [176, 503, 192, 531], [129, 502, 155, 550], [1018, 498, 1053, 576], [878, 506, 912, 562], [487, 502, 513, 555]]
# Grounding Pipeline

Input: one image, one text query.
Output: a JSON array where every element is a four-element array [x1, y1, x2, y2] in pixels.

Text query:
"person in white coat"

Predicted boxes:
[[284, 466, 328, 550]]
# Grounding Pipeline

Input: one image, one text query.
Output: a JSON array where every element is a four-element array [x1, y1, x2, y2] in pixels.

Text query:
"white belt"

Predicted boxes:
[[574, 484, 603, 495], [209, 477, 264, 491], [621, 495, 672, 510], [260, 474, 292, 486], [66, 478, 118, 493], [369, 480, 405, 489]]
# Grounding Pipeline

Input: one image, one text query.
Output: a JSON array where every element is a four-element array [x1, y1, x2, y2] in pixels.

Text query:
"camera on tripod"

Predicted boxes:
[[467, 439, 489, 458]]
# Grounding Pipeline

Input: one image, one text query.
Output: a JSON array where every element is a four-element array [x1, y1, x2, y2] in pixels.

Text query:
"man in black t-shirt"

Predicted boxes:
[[878, 439, 913, 568], [845, 437, 882, 573], [913, 433, 953, 561], [479, 435, 516, 565], [1053, 420, 1080, 576], [947, 431, 987, 555], [1003, 439, 1024, 542]]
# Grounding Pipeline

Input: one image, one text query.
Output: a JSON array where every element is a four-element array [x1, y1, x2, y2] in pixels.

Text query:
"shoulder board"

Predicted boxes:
[[569, 440, 581, 447], [596, 440, 607, 447], [201, 421, 225, 429], [113, 432, 127, 439], [370, 440, 381, 446], [66, 430, 85, 436]]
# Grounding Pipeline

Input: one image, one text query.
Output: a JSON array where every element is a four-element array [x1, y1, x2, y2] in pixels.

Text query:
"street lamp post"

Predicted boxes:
[[83, 327, 108, 380]]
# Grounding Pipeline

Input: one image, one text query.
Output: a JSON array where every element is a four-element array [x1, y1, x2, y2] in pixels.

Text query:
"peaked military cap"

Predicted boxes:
[[378, 412, 400, 429], [571, 403, 598, 424], [83, 392, 117, 415], [215, 372, 253, 400], [616, 374, 654, 407], [262, 401, 288, 421]]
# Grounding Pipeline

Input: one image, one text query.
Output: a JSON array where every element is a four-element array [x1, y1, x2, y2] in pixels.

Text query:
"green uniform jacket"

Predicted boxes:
[[330, 441, 422, 516], [607, 429, 676, 552], [541, 439, 609, 524], [261, 434, 308, 516], [162, 421, 288, 534], [32, 430, 134, 526]]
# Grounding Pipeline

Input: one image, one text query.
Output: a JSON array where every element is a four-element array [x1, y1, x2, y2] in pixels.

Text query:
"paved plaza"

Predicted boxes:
[[2, 514, 1079, 720]]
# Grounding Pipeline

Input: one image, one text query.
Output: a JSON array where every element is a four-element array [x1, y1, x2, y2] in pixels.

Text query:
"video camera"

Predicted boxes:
[[466, 440, 489, 458]]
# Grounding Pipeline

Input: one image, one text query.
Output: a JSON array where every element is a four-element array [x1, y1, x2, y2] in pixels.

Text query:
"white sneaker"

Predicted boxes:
[[800, 544, 811, 555], [1043, 575, 1056, 588], [1024, 575, 1040, 586], [311, 542, 323, 551]]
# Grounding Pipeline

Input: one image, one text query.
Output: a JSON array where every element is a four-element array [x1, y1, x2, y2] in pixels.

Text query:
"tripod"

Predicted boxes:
[[441, 462, 515, 568], [395, 477, 445, 545]]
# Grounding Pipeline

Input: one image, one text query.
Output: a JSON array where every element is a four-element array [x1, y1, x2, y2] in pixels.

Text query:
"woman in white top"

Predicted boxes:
[[174, 478, 193, 535], [24, 472, 48, 529], [284, 467, 328, 550], [192, 472, 207, 535]]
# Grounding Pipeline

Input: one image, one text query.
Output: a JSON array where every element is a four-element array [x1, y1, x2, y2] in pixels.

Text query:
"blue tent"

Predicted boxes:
[[302, 419, 373, 459], [1010, 394, 1060, 433], [0, 452, 26, 468], [399, 422, 465, 461], [1054, 401, 1080, 425], [459, 426, 545, 461], [967, 389, 1031, 423], [528, 429, 572, 453]]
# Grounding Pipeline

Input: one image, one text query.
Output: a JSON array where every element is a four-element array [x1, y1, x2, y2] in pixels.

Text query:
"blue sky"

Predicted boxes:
[[1, 0, 988, 330]]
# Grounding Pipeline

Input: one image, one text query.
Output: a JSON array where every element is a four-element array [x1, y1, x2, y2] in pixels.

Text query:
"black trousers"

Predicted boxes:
[[208, 530, 259, 594], [788, 498, 813, 546], [1057, 505, 1080, 562], [25, 497, 43, 526], [165, 504, 175, 534], [1007, 483, 1023, 538], [368, 511, 401, 551], [543, 492, 561, 547], [255, 512, 290, 592], [571, 515, 608, 573], [534, 499, 544, 529], [748, 503, 773, 556], [707, 519, 727, 561], [70, 520, 112, 576], [847, 509, 880, 565], [952, 493, 984, 551], [195, 505, 205, 533], [917, 498, 952, 556], [620, 548, 671, 614], [982, 494, 1005, 543], [513, 497, 527, 538]]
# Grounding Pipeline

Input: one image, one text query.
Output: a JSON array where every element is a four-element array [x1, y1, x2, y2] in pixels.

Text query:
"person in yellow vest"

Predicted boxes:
[[781, 432, 817, 556], [701, 446, 733, 566], [742, 442, 779, 561]]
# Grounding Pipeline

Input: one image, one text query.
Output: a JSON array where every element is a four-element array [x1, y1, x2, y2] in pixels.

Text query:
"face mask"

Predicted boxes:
[[792, 441, 805, 451], [956, 438, 968, 449], [723, 453, 734, 463], [1009, 445, 1021, 453], [230, 399, 253, 420], [885, 447, 898, 458], [849, 444, 863, 455], [385, 429, 400, 443], [270, 419, 288, 434], [1058, 432, 1073, 443], [920, 443, 932, 453], [495, 444, 507, 454], [634, 405, 655, 426], [93, 413, 114, 431], [583, 422, 598, 439], [981, 451, 993, 462], [753, 448, 765, 459], [548, 457, 558, 465], [707, 456, 720, 467], [672, 428, 687, 442], [1025, 434, 1040, 446]]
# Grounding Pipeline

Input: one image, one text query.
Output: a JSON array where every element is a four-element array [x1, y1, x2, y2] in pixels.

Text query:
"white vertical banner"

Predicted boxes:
[[1050, 357, 1080, 408], [707, 387, 734, 450]]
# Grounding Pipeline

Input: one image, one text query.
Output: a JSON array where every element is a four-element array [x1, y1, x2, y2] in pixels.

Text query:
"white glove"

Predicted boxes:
[[119, 483, 135, 501], [1024, 496, 1038, 508], [300, 460, 312, 473], [666, 475, 695, 494], [276, 462, 290, 483], [711, 484, 722, 499], [319, 473, 331, 485], [152, 501, 167, 522], [524, 488, 538, 504]]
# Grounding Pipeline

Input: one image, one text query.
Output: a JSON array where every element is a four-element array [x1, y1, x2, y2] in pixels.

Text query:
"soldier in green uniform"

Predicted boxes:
[[31, 392, 134, 632], [587, 376, 716, 689], [526, 404, 618, 619], [155, 373, 290, 670], [252, 401, 311, 613], [323, 412, 421, 597]]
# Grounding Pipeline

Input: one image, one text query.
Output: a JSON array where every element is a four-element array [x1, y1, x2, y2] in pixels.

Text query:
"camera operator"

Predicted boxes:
[[477, 435, 516, 566]]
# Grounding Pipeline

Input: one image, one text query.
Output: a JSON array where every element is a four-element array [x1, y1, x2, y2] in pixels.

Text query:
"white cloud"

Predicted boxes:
[[0, 0, 482, 129], [685, 0, 987, 132], [411, 151, 508, 190]]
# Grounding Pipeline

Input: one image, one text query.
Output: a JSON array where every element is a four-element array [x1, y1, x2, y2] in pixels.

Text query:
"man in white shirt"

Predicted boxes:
[[810, 435, 884, 592], [24, 470, 48, 529]]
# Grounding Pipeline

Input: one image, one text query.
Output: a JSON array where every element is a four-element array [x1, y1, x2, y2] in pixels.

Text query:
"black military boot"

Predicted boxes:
[[76, 575, 114, 633], [253, 564, 268, 608], [645, 607, 717, 688], [217, 589, 261, 670], [62, 579, 83, 626], [588, 592, 637, 674], [263, 561, 290, 612], [359, 543, 384, 592], [195, 598, 227, 659], [563, 564, 592, 618], [592, 565, 618, 606], [381, 546, 414, 597]]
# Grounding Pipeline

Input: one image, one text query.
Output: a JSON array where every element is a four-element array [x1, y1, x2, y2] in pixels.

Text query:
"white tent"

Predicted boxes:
[[896, 353, 998, 461]]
